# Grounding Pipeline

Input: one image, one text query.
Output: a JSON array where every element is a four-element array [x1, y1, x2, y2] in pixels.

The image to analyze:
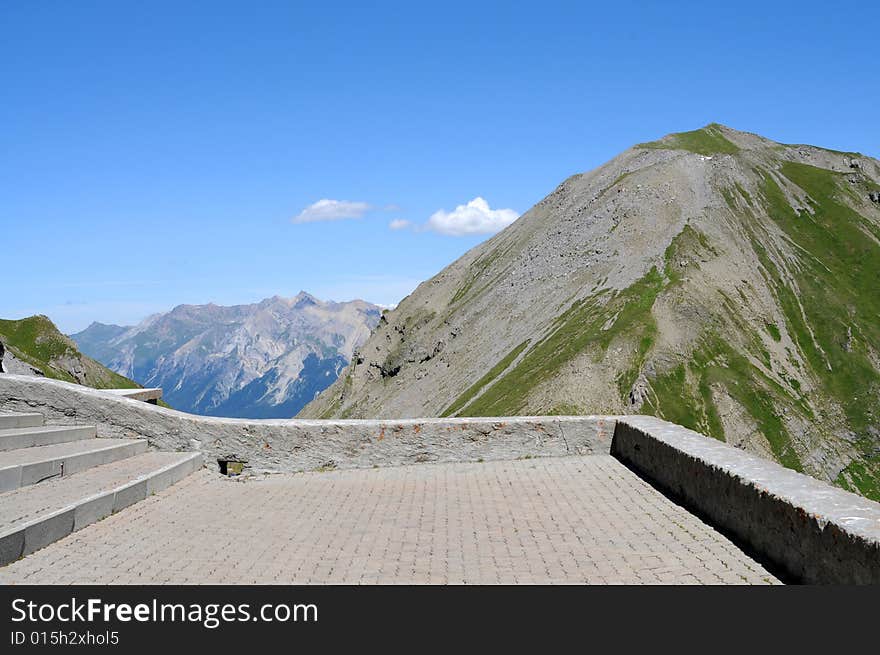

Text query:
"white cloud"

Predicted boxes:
[[388, 219, 412, 230], [293, 199, 371, 224], [425, 197, 519, 236]]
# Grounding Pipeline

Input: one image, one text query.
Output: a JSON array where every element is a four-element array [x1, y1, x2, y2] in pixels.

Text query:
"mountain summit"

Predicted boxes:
[[73, 294, 381, 418], [301, 124, 880, 499]]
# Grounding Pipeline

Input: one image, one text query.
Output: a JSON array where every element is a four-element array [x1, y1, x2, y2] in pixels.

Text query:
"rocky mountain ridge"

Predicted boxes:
[[301, 124, 880, 500], [73, 292, 381, 418]]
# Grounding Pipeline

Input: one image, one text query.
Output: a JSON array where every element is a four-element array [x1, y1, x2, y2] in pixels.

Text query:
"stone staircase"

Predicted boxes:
[[0, 411, 202, 566]]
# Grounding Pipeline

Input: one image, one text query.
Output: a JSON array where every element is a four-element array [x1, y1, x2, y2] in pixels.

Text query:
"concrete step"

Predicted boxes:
[[0, 425, 97, 452], [0, 413, 43, 429], [0, 451, 203, 565], [0, 438, 148, 493]]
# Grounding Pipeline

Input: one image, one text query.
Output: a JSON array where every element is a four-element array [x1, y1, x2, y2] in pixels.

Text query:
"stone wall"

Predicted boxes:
[[611, 415, 880, 584], [0, 375, 612, 473], [5, 374, 880, 583]]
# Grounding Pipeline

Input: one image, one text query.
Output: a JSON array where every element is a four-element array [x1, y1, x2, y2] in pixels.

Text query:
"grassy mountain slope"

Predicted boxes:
[[301, 124, 880, 500], [0, 315, 143, 390]]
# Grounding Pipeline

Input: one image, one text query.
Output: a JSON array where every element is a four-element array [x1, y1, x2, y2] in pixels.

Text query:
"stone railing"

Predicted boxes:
[[0, 375, 612, 472], [612, 415, 880, 584]]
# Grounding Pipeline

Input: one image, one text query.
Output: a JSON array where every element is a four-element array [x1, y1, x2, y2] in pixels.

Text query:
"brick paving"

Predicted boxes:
[[0, 455, 780, 584]]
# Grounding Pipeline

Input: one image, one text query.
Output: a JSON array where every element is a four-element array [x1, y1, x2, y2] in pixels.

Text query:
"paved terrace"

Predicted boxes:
[[1, 375, 878, 584], [0, 456, 778, 585]]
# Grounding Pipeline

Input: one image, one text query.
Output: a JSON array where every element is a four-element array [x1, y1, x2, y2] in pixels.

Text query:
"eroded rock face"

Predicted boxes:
[[627, 367, 653, 411], [301, 124, 880, 498]]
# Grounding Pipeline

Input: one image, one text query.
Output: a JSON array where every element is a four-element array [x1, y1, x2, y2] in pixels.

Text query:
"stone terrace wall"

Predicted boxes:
[[612, 415, 880, 584], [0, 375, 613, 473], [6, 375, 880, 583]]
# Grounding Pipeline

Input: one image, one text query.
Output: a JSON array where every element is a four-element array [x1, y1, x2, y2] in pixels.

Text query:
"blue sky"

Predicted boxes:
[[2, 1, 877, 332]]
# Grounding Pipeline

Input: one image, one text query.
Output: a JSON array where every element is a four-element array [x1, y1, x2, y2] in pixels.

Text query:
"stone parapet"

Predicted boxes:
[[0, 375, 612, 473], [611, 415, 880, 584]]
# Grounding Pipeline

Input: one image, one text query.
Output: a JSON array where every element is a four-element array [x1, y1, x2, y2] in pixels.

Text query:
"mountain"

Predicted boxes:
[[301, 124, 880, 501], [72, 293, 381, 418], [0, 315, 142, 390]]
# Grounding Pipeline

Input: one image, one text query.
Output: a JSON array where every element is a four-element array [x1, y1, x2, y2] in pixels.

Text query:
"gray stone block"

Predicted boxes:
[[73, 493, 115, 530], [0, 529, 25, 564], [113, 480, 147, 512], [0, 425, 96, 451], [144, 454, 201, 494], [23, 509, 75, 557], [0, 413, 43, 429], [0, 466, 23, 493], [144, 467, 175, 495], [185, 453, 203, 475], [20, 460, 61, 486]]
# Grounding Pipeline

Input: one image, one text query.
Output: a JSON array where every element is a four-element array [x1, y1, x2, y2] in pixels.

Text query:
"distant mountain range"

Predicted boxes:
[[72, 293, 381, 418], [302, 124, 880, 501]]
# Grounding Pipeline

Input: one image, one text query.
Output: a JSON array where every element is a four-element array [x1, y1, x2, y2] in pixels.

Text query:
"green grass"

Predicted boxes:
[[461, 266, 664, 416], [835, 457, 880, 500], [645, 361, 725, 444], [765, 323, 781, 342], [759, 163, 880, 440], [441, 340, 531, 417], [645, 331, 803, 469], [0, 315, 73, 363], [721, 187, 738, 213], [699, 336, 802, 470], [637, 124, 740, 156], [453, 224, 715, 419], [450, 244, 511, 305], [643, 364, 706, 435], [447, 219, 808, 471], [662, 223, 717, 283], [734, 181, 754, 207], [739, 161, 880, 491], [610, 171, 631, 188]]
